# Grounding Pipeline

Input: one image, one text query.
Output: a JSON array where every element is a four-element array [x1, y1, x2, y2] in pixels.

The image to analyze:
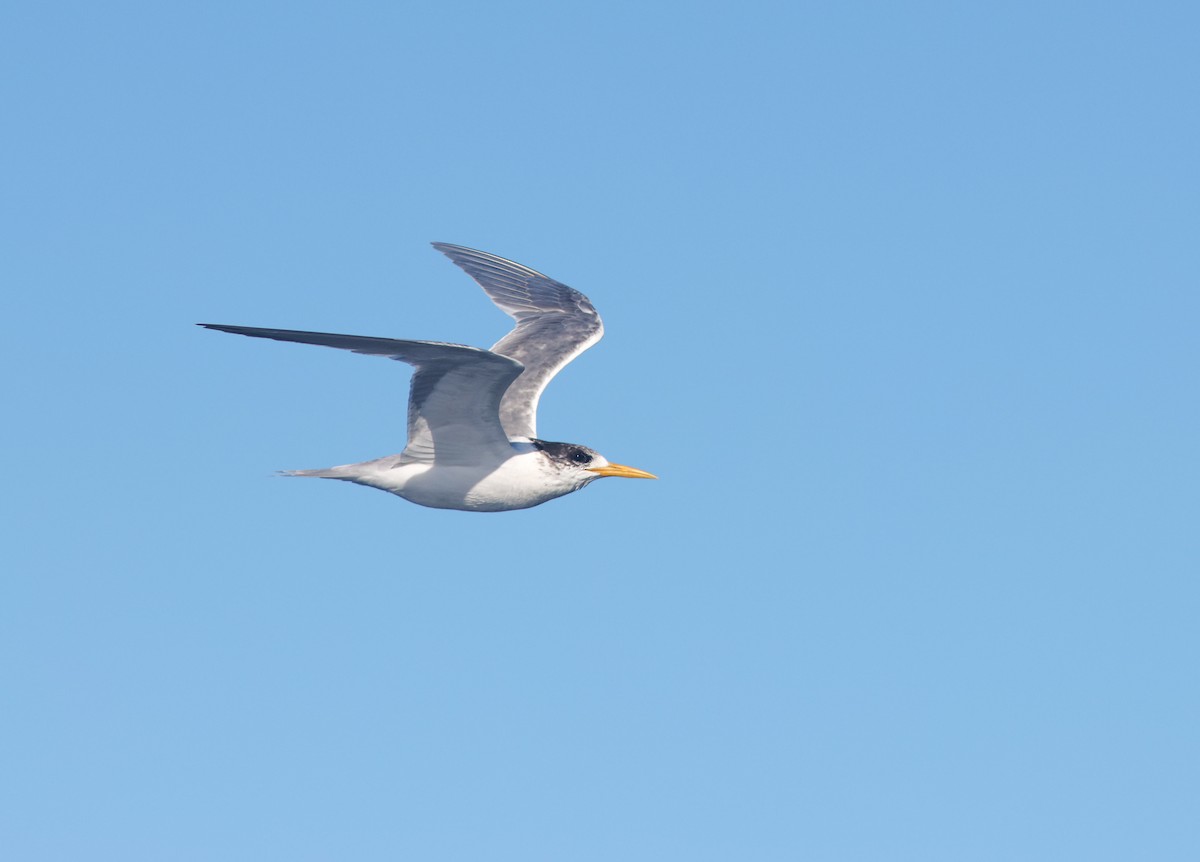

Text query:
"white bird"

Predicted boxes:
[[201, 242, 656, 512]]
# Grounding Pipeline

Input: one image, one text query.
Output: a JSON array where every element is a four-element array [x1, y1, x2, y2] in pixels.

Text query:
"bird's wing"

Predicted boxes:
[[199, 324, 523, 465], [431, 242, 604, 439]]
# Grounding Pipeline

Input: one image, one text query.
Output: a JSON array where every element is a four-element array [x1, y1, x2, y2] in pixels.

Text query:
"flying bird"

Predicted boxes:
[[201, 242, 656, 512]]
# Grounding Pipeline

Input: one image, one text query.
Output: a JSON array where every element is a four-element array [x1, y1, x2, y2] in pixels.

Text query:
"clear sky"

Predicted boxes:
[[2, 2, 1197, 860]]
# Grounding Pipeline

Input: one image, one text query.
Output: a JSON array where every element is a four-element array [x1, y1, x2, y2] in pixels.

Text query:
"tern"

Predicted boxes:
[[201, 242, 656, 512]]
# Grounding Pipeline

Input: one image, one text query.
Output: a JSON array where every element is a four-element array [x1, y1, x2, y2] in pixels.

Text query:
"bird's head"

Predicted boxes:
[[531, 440, 657, 488]]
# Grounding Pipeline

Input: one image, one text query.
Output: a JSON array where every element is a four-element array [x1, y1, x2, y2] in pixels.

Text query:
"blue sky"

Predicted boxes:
[[2, 2, 1197, 859]]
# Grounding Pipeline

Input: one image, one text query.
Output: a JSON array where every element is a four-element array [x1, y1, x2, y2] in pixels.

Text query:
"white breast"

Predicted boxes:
[[354, 449, 580, 512]]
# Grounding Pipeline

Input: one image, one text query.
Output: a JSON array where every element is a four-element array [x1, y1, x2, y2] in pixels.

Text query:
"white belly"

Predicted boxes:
[[356, 451, 577, 512]]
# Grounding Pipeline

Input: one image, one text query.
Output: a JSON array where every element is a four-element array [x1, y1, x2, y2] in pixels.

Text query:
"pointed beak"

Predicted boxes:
[[586, 462, 658, 480]]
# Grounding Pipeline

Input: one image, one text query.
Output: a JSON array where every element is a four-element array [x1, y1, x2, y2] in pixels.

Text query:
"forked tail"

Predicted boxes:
[[278, 454, 406, 480], [278, 465, 358, 479]]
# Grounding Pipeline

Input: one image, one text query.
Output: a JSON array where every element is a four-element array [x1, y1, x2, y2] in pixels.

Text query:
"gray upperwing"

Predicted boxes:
[[431, 243, 604, 439], [198, 324, 524, 465]]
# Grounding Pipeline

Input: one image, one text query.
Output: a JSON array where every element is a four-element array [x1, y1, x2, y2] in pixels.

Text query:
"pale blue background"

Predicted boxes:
[[2, 2, 1197, 860]]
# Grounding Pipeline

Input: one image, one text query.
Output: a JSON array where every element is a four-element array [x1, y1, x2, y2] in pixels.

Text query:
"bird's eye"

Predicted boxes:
[[571, 451, 593, 465]]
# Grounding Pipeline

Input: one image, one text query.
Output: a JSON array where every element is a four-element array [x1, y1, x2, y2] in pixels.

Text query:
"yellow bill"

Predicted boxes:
[[587, 462, 658, 480]]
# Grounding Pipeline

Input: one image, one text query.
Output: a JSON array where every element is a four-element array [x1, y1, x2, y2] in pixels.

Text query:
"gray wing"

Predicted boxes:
[[431, 243, 604, 439], [199, 324, 523, 465]]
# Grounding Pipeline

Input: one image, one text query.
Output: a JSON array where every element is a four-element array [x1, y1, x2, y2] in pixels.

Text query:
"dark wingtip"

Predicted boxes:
[[431, 241, 480, 256], [198, 324, 249, 336]]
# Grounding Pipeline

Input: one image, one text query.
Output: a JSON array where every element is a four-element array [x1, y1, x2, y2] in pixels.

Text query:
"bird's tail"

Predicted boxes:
[[278, 454, 406, 480], [279, 466, 350, 479]]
